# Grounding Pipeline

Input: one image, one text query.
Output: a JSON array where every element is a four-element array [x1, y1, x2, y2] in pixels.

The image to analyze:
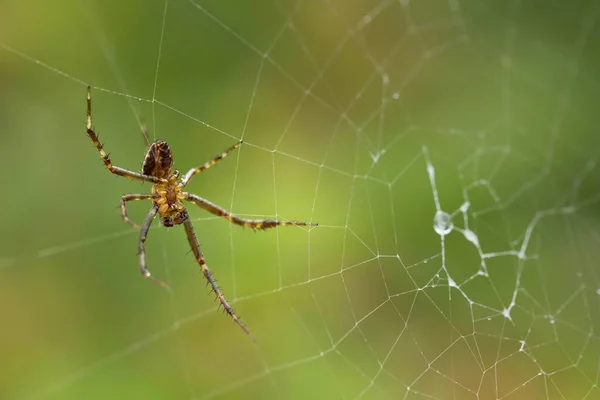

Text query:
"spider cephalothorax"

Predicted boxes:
[[85, 86, 317, 339], [153, 179, 187, 228]]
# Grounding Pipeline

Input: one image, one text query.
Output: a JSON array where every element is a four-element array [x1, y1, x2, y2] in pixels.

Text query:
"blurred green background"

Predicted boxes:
[[2, 1, 600, 399]]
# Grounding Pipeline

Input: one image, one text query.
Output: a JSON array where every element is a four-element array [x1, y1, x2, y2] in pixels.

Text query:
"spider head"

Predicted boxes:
[[161, 216, 174, 227], [173, 210, 189, 225], [160, 210, 188, 227], [142, 140, 173, 179]]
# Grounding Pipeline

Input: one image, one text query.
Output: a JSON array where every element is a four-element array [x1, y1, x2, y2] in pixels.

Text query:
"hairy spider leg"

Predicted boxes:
[[120, 194, 155, 229], [182, 217, 254, 339], [180, 140, 243, 187], [184, 193, 317, 230], [86, 86, 165, 184], [139, 205, 171, 291]]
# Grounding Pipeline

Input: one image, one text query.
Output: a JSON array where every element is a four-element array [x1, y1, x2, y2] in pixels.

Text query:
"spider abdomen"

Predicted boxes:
[[142, 140, 173, 179]]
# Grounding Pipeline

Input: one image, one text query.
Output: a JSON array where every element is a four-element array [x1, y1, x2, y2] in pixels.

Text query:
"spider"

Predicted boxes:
[[85, 86, 316, 338]]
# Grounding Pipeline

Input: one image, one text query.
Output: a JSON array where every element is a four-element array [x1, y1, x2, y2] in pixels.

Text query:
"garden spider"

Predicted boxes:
[[85, 86, 316, 338]]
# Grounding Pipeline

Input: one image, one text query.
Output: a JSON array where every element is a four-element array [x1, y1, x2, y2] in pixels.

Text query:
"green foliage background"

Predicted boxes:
[[1, 1, 600, 399]]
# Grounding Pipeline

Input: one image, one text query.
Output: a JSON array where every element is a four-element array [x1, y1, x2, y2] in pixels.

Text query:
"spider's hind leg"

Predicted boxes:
[[184, 193, 317, 230], [180, 141, 243, 187], [182, 217, 254, 340], [86, 86, 163, 184]]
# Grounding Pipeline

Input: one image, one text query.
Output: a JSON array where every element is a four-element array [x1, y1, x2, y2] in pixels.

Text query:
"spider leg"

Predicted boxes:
[[121, 194, 154, 229], [180, 140, 242, 187], [140, 120, 151, 148], [184, 193, 317, 230], [139, 205, 171, 290], [182, 217, 254, 339], [86, 86, 165, 184]]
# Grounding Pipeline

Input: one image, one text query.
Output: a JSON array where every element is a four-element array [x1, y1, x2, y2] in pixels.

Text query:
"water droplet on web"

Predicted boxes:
[[433, 211, 453, 235], [427, 164, 435, 177], [460, 201, 470, 213], [463, 230, 478, 246]]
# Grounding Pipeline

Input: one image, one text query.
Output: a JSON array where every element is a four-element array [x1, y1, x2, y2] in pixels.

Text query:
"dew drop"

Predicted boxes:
[[460, 201, 470, 213], [463, 230, 479, 246], [433, 211, 454, 236]]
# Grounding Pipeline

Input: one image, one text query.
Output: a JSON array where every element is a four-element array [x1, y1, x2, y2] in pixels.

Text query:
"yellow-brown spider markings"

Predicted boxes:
[[85, 86, 317, 339]]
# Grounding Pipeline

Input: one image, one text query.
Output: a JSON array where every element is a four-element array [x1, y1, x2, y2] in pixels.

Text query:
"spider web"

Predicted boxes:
[[2, 0, 600, 399]]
